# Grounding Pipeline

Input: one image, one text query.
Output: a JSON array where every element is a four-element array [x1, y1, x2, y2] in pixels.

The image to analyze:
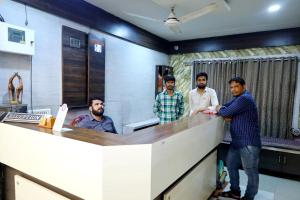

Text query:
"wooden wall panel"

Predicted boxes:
[[88, 33, 105, 101], [62, 26, 88, 107]]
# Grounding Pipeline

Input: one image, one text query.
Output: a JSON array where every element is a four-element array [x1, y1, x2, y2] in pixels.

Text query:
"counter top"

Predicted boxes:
[[5, 113, 220, 146]]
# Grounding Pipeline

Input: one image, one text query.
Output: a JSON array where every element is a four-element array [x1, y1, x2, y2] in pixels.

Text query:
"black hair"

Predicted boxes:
[[163, 68, 171, 76], [228, 77, 245, 86], [88, 97, 104, 107], [0, 14, 5, 22], [164, 74, 175, 82], [196, 72, 208, 80]]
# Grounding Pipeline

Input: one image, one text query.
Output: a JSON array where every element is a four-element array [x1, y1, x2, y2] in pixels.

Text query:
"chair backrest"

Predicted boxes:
[[69, 115, 86, 126]]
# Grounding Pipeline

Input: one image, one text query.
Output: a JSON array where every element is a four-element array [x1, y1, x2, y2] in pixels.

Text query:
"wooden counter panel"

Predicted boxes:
[[0, 114, 224, 200], [4, 166, 82, 200]]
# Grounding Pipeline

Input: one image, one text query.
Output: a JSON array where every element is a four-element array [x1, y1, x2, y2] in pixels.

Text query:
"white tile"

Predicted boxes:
[[224, 169, 300, 200], [240, 186, 274, 200]]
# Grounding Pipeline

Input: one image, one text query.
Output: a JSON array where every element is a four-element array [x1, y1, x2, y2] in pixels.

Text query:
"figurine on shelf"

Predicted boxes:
[[8, 72, 23, 104]]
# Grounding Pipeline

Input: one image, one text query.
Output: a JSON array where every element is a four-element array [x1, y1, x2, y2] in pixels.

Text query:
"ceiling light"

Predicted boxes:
[[268, 4, 281, 12]]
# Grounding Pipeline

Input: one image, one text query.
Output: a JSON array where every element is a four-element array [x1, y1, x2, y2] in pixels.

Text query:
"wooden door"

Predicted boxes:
[[155, 65, 173, 96]]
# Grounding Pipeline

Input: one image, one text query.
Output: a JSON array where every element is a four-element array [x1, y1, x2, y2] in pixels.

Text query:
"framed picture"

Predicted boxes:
[[155, 65, 173, 97]]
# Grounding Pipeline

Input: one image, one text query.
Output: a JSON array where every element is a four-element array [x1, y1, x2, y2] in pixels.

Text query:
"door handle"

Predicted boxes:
[[278, 155, 281, 163]]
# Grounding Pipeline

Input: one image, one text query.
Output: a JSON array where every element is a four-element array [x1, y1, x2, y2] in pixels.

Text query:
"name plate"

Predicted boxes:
[[2, 112, 44, 123], [0, 111, 8, 122]]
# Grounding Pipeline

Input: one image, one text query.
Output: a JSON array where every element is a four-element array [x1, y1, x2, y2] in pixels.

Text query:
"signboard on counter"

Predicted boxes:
[[1, 112, 44, 123], [52, 104, 68, 132]]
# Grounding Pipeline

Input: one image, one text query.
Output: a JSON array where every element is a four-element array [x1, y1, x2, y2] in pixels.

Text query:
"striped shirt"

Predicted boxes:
[[153, 90, 184, 124], [218, 90, 261, 148]]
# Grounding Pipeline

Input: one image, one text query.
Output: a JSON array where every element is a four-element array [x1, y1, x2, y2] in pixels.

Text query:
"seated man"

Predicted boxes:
[[76, 97, 117, 134]]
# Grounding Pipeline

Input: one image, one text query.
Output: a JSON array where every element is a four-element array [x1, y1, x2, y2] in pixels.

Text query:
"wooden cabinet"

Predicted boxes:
[[278, 151, 300, 176], [259, 149, 300, 176], [217, 143, 300, 177], [259, 149, 282, 172], [163, 152, 217, 200]]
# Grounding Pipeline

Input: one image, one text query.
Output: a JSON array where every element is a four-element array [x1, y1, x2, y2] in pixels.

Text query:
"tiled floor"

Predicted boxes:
[[220, 182, 274, 200], [219, 170, 300, 200]]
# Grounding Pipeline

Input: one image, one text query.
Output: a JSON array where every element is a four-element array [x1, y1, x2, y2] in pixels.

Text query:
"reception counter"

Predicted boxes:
[[0, 114, 224, 200]]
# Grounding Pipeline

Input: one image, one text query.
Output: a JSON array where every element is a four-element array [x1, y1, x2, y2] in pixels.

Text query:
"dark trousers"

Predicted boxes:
[[227, 145, 260, 200]]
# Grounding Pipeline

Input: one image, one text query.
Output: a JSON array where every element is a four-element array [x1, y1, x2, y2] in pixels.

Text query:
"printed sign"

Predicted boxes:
[[53, 104, 68, 132], [94, 43, 102, 53], [2, 112, 44, 123]]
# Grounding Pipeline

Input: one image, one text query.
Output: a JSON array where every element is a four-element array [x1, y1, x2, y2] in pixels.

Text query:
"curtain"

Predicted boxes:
[[193, 57, 298, 139]]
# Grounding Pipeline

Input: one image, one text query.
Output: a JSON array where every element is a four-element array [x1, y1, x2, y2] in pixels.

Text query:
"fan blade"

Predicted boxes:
[[151, 0, 180, 8], [178, 2, 219, 23], [125, 12, 162, 22], [222, 0, 231, 11], [168, 25, 182, 33]]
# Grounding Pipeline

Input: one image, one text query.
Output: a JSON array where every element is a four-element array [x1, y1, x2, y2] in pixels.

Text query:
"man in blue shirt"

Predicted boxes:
[[217, 77, 261, 200], [76, 97, 117, 134]]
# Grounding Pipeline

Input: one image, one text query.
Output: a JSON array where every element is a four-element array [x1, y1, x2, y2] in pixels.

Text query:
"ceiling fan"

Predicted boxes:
[[125, 0, 230, 33]]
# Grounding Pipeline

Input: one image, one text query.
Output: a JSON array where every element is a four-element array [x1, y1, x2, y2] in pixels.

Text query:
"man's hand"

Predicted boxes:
[[216, 105, 222, 112], [198, 108, 206, 112], [191, 110, 198, 116], [223, 117, 232, 122], [191, 108, 206, 116]]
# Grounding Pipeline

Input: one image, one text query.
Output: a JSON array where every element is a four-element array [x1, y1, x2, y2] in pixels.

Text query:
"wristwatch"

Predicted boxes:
[[291, 128, 300, 137]]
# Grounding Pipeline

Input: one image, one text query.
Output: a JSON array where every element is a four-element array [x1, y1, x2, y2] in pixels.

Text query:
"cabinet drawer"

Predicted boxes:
[[281, 152, 300, 176]]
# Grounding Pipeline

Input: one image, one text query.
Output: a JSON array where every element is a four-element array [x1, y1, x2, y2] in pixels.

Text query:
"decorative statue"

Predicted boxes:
[[8, 72, 23, 104]]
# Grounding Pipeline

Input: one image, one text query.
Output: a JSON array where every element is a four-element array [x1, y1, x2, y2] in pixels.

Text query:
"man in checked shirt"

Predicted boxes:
[[153, 74, 184, 124]]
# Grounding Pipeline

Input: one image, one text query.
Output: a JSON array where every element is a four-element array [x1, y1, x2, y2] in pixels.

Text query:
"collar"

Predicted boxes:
[[88, 113, 105, 121], [196, 87, 208, 93], [163, 90, 176, 96], [234, 90, 248, 98], [242, 90, 248, 96]]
